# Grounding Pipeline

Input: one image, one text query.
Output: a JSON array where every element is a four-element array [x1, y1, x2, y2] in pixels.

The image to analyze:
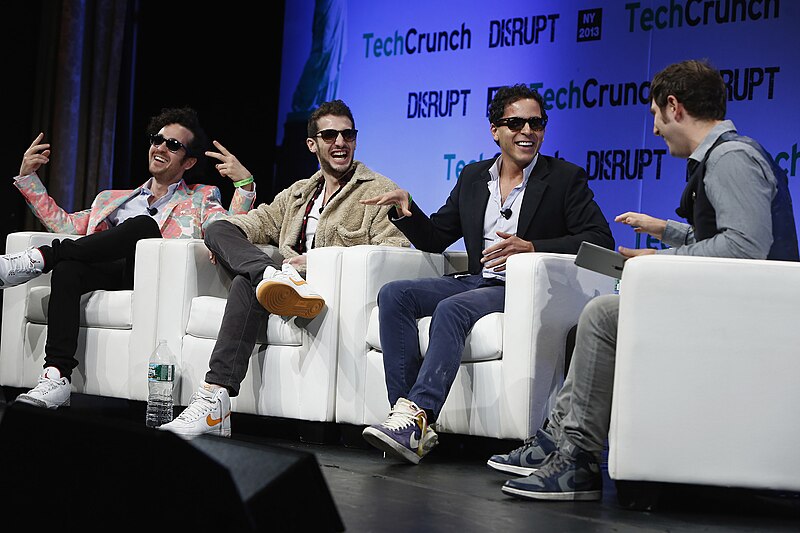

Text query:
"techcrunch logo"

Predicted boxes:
[[586, 149, 668, 181], [774, 142, 799, 177], [486, 66, 778, 113], [625, 0, 779, 32], [363, 23, 472, 58]]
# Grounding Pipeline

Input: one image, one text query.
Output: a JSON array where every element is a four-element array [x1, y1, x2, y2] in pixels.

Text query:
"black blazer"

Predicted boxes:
[[393, 155, 614, 275]]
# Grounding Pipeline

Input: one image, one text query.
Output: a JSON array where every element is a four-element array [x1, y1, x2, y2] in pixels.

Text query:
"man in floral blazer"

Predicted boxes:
[[1, 106, 255, 409]]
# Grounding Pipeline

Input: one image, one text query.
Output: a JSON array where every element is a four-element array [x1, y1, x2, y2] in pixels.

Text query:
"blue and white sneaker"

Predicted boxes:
[[487, 428, 557, 476], [362, 398, 438, 464], [501, 447, 602, 501]]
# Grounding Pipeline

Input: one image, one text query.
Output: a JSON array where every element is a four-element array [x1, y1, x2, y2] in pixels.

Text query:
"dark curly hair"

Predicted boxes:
[[146, 106, 209, 158], [488, 84, 548, 124], [307, 99, 355, 137], [650, 59, 726, 121]]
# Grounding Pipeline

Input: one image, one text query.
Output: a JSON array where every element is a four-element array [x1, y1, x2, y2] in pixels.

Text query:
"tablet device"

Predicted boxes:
[[574, 241, 626, 279]]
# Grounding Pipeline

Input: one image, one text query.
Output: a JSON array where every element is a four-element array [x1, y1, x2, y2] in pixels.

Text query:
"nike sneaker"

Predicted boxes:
[[487, 428, 558, 476], [160, 383, 231, 439], [255, 263, 325, 319], [0, 247, 45, 289], [362, 397, 438, 464], [16, 367, 71, 409], [501, 447, 602, 501]]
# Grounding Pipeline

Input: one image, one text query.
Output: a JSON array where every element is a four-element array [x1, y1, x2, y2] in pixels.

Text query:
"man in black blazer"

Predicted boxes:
[[360, 84, 614, 464]]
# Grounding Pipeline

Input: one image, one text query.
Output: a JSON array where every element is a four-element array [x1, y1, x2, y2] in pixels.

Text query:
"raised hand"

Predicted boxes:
[[20, 133, 51, 177], [205, 140, 252, 185]]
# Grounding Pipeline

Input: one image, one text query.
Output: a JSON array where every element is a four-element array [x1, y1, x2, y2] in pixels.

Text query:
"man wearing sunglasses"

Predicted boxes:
[[495, 60, 797, 502], [359, 84, 614, 465], [0, 106, 255, 409], [160, 99, 409, 439]]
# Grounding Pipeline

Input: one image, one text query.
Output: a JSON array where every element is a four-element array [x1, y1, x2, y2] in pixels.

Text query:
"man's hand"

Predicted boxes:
[[360, 189, 412, 217], [614, 212, 667, 240], [284, 254, 307, 271], [481, 231, 534, 272], [208, 251, 217, 265], [618, 246, 656, 258], [206, 140, 253, 189], [20, 133, 51, 177]]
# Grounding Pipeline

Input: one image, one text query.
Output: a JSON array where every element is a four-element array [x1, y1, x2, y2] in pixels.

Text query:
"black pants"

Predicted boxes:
[[40, 215, 161, 378], [202, 220, 281, 396]]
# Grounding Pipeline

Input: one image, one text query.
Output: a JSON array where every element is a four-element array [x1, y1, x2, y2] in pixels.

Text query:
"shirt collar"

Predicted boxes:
[[487, 153, 538, 188], [689, 120, 736, 165]]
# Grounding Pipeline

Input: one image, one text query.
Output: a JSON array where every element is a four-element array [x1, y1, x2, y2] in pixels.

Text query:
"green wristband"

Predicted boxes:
[[234, 176, 254, 188]]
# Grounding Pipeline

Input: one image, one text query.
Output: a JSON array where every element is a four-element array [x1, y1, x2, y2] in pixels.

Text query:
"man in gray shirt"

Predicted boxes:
[[489, 59, 798, 501]]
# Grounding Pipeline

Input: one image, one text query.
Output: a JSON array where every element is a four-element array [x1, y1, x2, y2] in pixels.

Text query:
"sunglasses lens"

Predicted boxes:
[[319, 130, 338, 142], [504, 118, 525, 131], [341, 129, 357, 142], [165, 139, 183, 151], [530, 117, 546, 131], [150, 133, 164, 146]]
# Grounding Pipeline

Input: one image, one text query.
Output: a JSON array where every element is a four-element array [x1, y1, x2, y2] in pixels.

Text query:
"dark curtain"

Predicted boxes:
[[23, 0, 134, 230]]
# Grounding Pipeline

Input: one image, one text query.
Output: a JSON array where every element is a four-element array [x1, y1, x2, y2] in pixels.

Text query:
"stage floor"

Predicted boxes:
[[1, 389, 798, 532]]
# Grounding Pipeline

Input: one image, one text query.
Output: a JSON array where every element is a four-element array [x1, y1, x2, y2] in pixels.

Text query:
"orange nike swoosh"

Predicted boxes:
[[206, 413, 230, 427], [290, 278, 307, 286]]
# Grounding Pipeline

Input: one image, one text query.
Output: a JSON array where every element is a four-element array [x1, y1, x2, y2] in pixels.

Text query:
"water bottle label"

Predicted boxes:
[[148, 363, 175, 382]]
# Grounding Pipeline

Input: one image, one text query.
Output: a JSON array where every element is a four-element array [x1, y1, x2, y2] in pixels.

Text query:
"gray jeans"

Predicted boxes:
[[548, 294, 620, 459], [203, 221, 281, 396]]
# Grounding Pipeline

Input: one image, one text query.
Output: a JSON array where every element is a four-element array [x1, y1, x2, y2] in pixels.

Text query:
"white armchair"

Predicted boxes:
[[335, 246, 617, 441], [145, 238, 345, 423], [0, 231, 162, 401], [608, 255, 800, 506]]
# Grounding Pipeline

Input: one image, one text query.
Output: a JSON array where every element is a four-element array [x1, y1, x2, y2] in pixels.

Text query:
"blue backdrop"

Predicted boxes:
[[277, 0, 798, 250]]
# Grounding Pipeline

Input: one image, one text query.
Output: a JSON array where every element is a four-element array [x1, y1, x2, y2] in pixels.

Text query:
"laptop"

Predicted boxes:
[[574, 241, 626, 279]]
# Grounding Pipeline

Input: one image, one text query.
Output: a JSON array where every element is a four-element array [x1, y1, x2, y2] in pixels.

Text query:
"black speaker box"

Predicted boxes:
[[0, 404, 344, 532]]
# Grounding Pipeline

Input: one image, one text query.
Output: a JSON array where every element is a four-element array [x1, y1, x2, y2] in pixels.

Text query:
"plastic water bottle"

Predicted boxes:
[[145, 340, 176, 428]]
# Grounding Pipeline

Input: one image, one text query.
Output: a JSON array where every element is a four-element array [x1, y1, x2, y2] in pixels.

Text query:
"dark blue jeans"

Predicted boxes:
[[378, 274, 505, 421]]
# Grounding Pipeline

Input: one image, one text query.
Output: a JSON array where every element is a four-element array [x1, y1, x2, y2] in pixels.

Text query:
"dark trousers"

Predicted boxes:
[[378, 274, 505, 421], [41, 215, 162, 378], [202, 220, 281, 396]]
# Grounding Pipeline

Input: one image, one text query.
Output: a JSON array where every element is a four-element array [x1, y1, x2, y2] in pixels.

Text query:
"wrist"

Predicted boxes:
[[233, 176, 254, 188]]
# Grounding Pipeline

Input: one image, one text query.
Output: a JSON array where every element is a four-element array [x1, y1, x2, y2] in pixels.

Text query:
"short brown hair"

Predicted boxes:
[[650, 59, 726, 121]]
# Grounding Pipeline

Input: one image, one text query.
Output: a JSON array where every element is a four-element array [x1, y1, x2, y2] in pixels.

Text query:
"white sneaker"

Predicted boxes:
[[0, 247, 45, 289], [160, 384, 231, 439], [255, 263, 325, 319], [16, 367, 71, 409]]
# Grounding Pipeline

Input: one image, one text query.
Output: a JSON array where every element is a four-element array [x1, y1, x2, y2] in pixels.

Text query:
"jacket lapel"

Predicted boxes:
[[516, 157, 550, 238]]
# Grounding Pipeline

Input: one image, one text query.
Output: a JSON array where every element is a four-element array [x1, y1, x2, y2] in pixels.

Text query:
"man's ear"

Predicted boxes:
[[306, 137, 317, 154], [183, 156, 197, 170]]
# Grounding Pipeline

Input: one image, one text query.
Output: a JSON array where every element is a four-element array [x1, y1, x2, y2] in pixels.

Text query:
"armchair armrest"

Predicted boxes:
[[609, 255, 800, 490]]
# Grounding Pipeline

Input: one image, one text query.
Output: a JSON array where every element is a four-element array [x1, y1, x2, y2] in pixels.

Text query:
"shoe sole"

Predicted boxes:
[[256, 281, 325, 319], [159, 425, 232, 439], [501, 485, 601, 501], [486, 459, 538, 476], [362, 427, 423, 465], [15, 395, 70, 409]]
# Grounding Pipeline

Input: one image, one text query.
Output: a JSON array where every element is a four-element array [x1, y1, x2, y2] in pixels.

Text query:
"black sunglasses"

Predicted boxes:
[[494, 116, 548, 132], [149, 133, 188, 153], [315, 128, 358, 143]]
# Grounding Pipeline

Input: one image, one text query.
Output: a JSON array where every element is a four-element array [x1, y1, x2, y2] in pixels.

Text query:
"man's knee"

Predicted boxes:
[[579, 294, 619, 329], [50, 260, 84, 283], [378, 278, 416, 308]]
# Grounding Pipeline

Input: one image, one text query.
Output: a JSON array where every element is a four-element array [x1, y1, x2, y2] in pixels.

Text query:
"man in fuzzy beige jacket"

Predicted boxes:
[[162, 99, 409, 439]]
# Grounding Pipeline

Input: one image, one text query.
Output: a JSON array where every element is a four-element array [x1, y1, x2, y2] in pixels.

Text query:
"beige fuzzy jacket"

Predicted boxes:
[[225, 161, 410, 269]]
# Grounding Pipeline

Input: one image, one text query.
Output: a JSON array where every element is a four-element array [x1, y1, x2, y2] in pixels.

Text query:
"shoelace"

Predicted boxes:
[[6, 253, 37, 275], [30, 375, 62, 394], [175, 393, 215, 421], [380, 405, 418, 431]]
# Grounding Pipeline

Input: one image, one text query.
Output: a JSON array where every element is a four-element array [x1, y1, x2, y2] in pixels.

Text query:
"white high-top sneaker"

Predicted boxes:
[[160, 384, 231, 439], [255, 263, 325, 319], [16, 367, 71, 409], [0, 247, 45, 289]]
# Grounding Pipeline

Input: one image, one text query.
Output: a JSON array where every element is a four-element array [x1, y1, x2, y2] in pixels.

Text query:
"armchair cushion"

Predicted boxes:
[[26, 286, 134, 329]]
